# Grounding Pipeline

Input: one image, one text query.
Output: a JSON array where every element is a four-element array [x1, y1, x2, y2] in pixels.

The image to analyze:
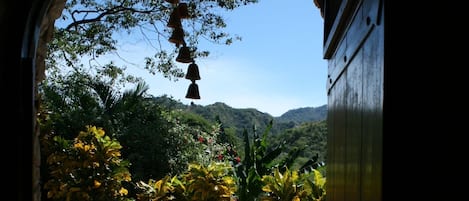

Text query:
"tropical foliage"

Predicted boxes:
[[43, 126, 132, 201], [183, 162, 237, 201], [305, 169, 327, 201], [261, 167, 326, 201], [39, 1, 329, 200], [135, 175, 184, 201], [162, 111, 233, 173], [233, 120, 325, 201], [41, 122, 326, 201], [135, 162, 237, 201], [39, 70, 327, 200], [38, 67, 232, 197]]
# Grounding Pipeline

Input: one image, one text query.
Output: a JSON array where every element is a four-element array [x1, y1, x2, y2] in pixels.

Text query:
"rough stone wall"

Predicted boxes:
[[33, 0, 66, 201]]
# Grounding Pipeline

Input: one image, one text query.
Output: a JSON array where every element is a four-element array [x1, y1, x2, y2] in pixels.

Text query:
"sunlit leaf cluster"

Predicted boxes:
[[261, 168, 326, 201], [136, 162, 237, 201], [44, 125, 132, 201]]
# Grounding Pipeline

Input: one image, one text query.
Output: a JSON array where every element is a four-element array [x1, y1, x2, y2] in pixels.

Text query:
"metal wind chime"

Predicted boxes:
[[165, 0, 201, 99]]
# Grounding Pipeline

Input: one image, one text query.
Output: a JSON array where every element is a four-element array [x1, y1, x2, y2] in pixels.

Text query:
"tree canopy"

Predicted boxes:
[[47, 0, 259, 83]]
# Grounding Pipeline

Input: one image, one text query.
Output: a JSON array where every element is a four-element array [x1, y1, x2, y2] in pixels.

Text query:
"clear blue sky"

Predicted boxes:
[[110, 0, 327, 117]]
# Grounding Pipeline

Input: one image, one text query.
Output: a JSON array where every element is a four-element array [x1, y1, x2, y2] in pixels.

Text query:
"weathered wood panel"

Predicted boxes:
[[325, 0, 383, 200], [344, 46, 362, 201], [327, 70, 347, 201], [361, 19, 383, 201]]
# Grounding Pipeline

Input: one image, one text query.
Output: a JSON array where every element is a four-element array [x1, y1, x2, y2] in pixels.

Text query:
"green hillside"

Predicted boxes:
[[270, 120, 328, 167], [152, 95, 328, 165], [152, 95, 327, 137], [276, 105, 327, 124]]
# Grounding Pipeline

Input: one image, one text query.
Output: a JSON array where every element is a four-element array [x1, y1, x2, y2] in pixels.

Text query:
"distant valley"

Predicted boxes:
[[153, 95, 328, 163]]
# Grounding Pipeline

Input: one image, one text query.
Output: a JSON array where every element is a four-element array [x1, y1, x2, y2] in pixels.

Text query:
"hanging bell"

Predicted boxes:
[[185, 62, 201, 81], [167, 8, 181, 28], [176, 45, 194, 63], [185, 81, 200, 99], [169, 27, 185, 46], [177, 3, 190, 19], [164, 0, 180, 4]]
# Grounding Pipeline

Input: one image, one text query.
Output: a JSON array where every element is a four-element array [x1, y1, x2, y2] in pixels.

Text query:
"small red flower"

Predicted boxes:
[[235, 156, 241, 163], [198, 136, 204, 143], [218, 154, 224, 160]]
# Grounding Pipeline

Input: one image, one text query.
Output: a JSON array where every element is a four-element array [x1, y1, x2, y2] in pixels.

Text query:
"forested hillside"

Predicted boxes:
[[153, 95, 328, 164], [153, 95, 327, 135], [276, 105, 327, 124], [270, 120, 328, 167]]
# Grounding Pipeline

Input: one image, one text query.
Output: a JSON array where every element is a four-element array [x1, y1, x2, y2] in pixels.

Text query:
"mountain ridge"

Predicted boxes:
[[152, 95, 328, 163], [153, 95, 327, 136], [276, 105, 327, 124]]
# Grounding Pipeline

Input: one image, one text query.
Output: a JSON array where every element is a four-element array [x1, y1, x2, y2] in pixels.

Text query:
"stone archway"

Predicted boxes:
[[32, 1, 66, 201]]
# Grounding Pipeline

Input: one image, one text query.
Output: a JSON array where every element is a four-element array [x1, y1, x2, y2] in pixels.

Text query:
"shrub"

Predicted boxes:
[[261, 167, 326, 201], [136, 162, 237, 201], [43, 126, 133, 201]]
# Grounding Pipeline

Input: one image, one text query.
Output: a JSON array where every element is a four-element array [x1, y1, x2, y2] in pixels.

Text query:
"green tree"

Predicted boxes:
[[39, 69, 172, 197], [47, 0, 259, 82], [40, 69, 158, 177], [40, 66, 130, 140], [39, 67, 232, 186]]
